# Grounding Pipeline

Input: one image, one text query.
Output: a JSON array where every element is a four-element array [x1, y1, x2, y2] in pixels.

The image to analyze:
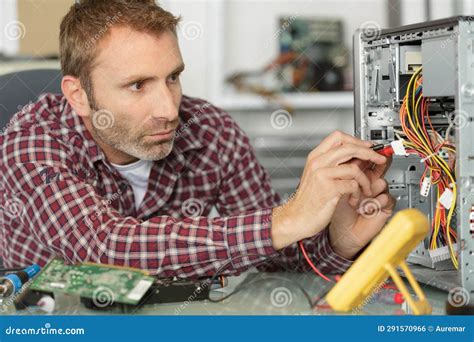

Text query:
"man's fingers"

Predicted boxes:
[[319, 143, 386, 168], [348, 194, 361, 208], [335, 180, 362, 199], [371, 178, 388, 197], [358, 193, 396, 217], [309, 131, 372, 159], [376, 193, 396, 212], [320, 164, 372, 197], [365, 156, 393, 180]]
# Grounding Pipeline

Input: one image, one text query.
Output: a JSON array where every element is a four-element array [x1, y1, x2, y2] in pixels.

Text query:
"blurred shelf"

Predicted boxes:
[[252, 135, 323, 150], [215, 91, 354, 111], [258, 157, 307, 169], [0, 59, 60, 76], [270, 178, 300, 190]]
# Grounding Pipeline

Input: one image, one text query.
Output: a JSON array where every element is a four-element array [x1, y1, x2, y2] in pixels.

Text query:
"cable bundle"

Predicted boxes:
[[398, 67, 458, 268]]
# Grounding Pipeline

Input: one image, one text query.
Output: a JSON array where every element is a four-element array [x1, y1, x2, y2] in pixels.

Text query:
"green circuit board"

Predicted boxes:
[[29, 259, 154, 305]]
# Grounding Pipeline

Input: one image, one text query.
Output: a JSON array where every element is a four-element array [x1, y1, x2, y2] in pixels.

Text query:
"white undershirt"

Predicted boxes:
[[111, 159, 153, 210]]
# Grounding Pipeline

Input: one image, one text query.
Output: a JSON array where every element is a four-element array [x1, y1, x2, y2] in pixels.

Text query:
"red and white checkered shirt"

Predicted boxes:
[[0, 94, 352, 278]]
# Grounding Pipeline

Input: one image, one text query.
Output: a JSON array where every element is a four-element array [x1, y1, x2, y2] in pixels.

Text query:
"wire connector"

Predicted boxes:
[[439, 188, 454, 209], [420, 177, 431, 197], [390, 140, 408, 156], [372, 143, 394, 157], [429, 244, 459, 263]]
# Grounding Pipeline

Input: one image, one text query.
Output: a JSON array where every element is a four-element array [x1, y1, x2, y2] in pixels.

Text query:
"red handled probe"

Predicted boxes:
[[372, 143, 394, 157]]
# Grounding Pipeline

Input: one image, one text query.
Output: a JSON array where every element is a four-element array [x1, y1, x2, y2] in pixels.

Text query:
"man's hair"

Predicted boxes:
[[60, 0, 181, 106]]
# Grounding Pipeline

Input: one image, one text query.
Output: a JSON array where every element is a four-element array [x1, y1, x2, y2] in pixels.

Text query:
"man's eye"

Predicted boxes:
[[130, 81, 145, 91], [168, 73, 180, 83]]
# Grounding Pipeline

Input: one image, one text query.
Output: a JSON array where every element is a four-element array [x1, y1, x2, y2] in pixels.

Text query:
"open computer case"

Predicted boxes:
[[353, 16, 474, 295]]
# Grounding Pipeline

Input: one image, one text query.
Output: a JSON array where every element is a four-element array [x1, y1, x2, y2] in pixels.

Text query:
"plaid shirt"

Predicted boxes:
[[0, 93, 352, 278]]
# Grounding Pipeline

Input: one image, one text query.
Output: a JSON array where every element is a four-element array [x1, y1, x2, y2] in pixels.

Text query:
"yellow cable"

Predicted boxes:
[[400, 67, 458, 268], [404, 72, 432, 157]]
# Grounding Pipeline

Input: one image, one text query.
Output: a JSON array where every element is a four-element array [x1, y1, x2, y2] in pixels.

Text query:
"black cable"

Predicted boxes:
[[209, 275, 314, 308], [0, 267, 28, 276], [207, 253, 323, 308], [207, 253, 270, 290]]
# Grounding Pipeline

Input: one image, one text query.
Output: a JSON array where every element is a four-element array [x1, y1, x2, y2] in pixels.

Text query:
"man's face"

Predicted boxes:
[[86, 26, 184, 163]]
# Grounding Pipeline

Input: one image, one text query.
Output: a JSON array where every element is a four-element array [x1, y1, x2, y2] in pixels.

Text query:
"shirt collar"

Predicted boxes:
[[60, 97, 106, 164]]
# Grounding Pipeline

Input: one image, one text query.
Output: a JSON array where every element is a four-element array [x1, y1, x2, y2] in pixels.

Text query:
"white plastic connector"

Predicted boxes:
[[420, 177, 431, 197], [429, 244, 459, 263], [37, 295, 55, 314], [390, 139, 408, 156], [439, 188, 454, 209]]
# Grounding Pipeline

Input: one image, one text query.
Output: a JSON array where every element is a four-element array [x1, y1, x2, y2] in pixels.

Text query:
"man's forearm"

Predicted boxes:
[[270, 204, 310, 250], [257, 229, 353, 274]]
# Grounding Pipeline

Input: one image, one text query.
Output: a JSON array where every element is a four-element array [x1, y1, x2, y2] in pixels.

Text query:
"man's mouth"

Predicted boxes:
[[145, 128, 175, 141]]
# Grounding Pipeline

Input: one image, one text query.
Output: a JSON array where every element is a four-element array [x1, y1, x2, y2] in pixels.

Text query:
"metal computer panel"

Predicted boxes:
[[353, 16, 474, 296], [456, 19, 474, 300]]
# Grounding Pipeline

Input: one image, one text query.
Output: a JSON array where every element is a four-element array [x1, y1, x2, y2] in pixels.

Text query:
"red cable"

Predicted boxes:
[[298, 240, 332, 282]]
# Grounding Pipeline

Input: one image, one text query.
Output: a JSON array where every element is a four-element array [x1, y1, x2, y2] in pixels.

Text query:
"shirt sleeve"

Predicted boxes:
[[2, 159, 282, 278], [214, 116, 353, 274]]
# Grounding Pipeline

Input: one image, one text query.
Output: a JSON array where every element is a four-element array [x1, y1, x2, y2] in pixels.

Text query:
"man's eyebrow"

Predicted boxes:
[[119, 63, 185, 85], [169, 63, 185, 75], [120, 75, 157, 85]]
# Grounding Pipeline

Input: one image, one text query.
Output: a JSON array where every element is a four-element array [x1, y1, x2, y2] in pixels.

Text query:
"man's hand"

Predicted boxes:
[[271, 131, 387, 250], [328, 155, 396, 259]]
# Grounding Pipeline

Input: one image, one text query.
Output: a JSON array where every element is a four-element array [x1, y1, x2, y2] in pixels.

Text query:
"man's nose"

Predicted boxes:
[[151, 85, 178, 121]]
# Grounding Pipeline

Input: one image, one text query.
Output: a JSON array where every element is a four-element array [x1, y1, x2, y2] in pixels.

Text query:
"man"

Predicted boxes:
[[0, 0, 395, 278]]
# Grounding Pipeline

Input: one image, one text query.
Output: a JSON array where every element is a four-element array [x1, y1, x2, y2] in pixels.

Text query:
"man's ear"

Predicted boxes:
[[61, 75, 91, 118]]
